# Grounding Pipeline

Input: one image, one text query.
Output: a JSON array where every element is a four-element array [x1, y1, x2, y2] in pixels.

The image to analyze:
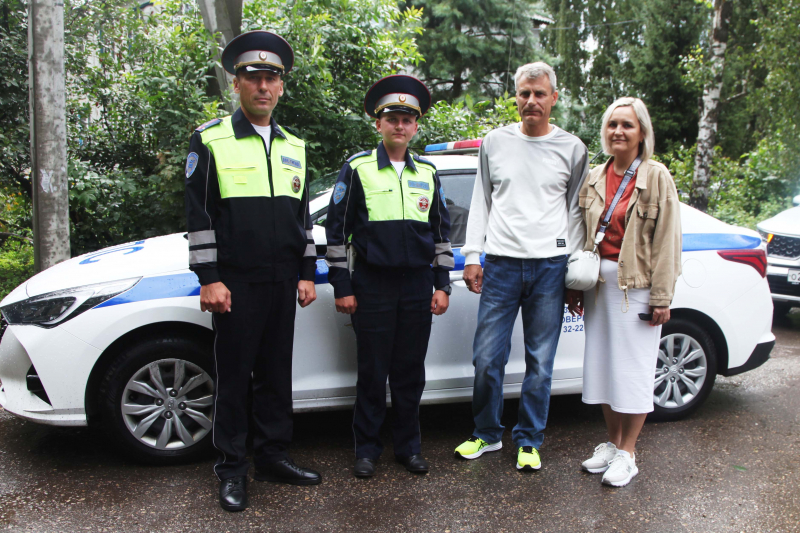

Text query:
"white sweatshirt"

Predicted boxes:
[[462, 123, 589, 265]]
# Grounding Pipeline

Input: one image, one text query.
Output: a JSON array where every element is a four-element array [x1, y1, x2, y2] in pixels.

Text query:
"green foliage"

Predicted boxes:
[[408, 0, 552, 101], [0, 241, 33, 301], [64, 0, 220, 254], [413, 94, 519, 148], [0, 1, 32, 201], [662, 141, 792, 230], [543, 0, 708, 152], [0, 0, 221, 256], [242, 0, 424, 179], [752, 0, 800, 176]]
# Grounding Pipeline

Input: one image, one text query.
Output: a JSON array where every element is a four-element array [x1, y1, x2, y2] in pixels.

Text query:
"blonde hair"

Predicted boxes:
[[514, 62, 557, 93], [600, 97, 655, 161]]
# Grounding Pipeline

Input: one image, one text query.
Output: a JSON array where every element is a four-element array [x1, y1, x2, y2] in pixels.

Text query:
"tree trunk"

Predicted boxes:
[[28, 0, 70, 271], [690, 0, 731, 212], [197, 0, 243, 113]]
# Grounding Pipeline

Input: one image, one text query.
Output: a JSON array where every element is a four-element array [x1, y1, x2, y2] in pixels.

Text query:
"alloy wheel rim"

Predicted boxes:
[[653, 333, 707, 409], [121, 359, 214, 450]]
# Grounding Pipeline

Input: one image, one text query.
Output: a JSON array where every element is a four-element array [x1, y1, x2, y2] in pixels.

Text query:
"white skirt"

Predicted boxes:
[[582, 259, 662, 414]]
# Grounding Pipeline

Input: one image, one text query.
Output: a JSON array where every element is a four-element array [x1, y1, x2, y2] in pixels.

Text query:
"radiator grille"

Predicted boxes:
[[768, 234, 800, 259]]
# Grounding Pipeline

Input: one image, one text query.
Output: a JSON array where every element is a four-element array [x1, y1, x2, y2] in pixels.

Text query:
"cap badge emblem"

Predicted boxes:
[[399, 95, 407, 103], [259, 51, 267, 60], [417, 195, 430, 212], [292, 175, 302, 193]]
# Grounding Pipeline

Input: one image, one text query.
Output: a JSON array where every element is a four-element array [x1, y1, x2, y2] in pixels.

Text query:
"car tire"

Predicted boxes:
[[98, 336, 215, 464], [649, 318, 718, 422]]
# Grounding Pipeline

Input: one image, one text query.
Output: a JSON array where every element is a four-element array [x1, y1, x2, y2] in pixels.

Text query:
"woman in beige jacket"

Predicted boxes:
[[576, 98, 681, 487]]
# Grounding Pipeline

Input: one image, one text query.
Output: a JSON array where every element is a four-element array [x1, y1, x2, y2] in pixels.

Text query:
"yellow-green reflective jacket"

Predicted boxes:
[[185, 109, 316, 285], [324, 142, 453, 298]]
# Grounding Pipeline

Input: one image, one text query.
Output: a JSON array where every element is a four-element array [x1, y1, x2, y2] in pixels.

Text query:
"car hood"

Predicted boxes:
[[2, 234, 189, 306], [756, 206, 800, 236]]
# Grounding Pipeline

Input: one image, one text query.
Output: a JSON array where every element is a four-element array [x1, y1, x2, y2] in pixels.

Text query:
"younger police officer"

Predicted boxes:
[[185, 31, 321, 512], [325, 75, 453, 478]]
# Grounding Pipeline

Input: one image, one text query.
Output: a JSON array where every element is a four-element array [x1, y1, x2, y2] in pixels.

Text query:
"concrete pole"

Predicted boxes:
[[28, 0, 70, 272], [197, 0, 243, 113]]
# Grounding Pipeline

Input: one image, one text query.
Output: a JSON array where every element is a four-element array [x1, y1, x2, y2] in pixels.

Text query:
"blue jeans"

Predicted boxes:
[[471, 254, 567, 449]]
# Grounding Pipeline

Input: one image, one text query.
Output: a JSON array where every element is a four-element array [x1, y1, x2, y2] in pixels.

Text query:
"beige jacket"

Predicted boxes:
[[579, 158, 682, 307]]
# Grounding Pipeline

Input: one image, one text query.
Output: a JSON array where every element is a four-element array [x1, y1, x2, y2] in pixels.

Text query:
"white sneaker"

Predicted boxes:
[[601, 452, 638, 487], [581, 442, 618, 473]]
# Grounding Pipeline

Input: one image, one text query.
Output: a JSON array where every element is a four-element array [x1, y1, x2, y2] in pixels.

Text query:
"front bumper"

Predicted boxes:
[[766, 263, 800, 303], [725, 339, 774, 376], [0, 326, 88, 426]]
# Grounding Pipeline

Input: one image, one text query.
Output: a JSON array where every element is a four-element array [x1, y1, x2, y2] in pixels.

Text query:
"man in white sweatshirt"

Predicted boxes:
[[454, 62, 589, 471]]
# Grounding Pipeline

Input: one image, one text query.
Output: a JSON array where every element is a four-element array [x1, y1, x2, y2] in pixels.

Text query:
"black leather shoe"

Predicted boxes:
[[353, 458, 377, 478], [396, 454, 429, 474], [254, 458, 322, 485], [219, 476, 248, 512]]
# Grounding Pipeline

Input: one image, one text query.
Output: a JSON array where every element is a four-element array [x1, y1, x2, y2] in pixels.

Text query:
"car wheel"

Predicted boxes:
[[649, 318, 718, 422], [98, 336, 214, 464]]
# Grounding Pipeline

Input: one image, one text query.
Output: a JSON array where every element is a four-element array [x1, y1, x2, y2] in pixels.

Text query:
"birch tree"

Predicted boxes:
[[690, 0, 731, 212]]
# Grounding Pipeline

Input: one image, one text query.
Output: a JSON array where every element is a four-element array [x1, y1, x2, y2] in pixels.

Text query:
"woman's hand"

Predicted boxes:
[[650, 306, 670, 326]]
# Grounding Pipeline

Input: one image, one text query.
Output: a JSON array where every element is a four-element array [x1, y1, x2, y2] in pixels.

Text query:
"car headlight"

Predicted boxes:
[[0, 277, 141, 328], [757, 229, 774, 244]]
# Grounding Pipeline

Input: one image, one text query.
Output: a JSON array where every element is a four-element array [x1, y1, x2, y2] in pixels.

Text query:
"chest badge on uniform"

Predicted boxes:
[[185, 152, 199, 179], [281, 155, 302, 169], [417, 195, 430, 212], [291, 175, 302, 193]]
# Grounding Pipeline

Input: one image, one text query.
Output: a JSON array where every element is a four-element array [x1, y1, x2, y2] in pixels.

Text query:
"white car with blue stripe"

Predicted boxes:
[[0, 144, 775, 462]]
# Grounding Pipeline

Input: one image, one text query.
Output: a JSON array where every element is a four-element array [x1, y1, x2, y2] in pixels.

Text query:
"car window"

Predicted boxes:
[[439, 170, 477, 247]]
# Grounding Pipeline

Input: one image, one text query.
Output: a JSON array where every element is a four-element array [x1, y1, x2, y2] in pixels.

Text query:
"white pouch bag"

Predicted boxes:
[[564, 156, 642, 291]]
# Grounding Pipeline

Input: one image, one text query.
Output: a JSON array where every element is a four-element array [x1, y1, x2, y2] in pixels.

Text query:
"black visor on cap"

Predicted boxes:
[[377, 105, 420, 118]]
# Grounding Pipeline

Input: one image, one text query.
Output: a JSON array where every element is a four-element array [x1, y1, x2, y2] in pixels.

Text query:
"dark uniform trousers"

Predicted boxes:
[[211, 278, 297, 480], [351, 260, 434, 460]]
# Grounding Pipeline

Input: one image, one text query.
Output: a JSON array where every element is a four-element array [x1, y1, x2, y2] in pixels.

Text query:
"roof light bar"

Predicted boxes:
[[424, 139, 483, 153]]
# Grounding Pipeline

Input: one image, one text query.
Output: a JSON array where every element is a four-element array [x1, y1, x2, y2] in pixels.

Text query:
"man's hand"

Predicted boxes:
[[463, 264, 483, 294], [297, 280, 317, 308], [200, 282, 231, 313], [431, 291, 449, 315], [565, 289, 583, 316], [650, 306, 670, 326], [335, 295, 357, 314]]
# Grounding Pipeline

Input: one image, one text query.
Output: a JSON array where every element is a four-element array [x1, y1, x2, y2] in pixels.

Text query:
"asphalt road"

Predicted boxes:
[[1, 315, 799, 533]]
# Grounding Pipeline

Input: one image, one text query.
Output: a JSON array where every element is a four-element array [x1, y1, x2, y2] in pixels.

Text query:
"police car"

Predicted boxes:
[[0, 141, 775, 463]]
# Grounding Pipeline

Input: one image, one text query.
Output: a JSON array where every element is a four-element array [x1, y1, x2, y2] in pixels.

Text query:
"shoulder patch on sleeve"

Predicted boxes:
[[347, 150, 373, 163], [195, 118, 222, 132], [186, 152, 199, 179], [333, 182, 347, 204]]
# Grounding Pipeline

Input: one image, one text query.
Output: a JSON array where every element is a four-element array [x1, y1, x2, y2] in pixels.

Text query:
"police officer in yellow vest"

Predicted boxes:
[[185, 31, 321, 512], [325, 75, 454, 478]]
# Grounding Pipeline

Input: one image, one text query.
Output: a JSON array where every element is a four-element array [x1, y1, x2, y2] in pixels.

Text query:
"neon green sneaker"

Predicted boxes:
[[454, 436, 502, 459], [516, 446, 541, 471]]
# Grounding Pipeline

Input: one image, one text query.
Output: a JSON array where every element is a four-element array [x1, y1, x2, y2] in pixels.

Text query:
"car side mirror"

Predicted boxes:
[[793, 194, 800, 207]]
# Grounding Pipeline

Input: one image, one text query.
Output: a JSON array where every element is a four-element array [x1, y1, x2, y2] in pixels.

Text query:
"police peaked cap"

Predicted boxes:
[[222, 30, 294, 75], [364, 75, 431, 118]]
